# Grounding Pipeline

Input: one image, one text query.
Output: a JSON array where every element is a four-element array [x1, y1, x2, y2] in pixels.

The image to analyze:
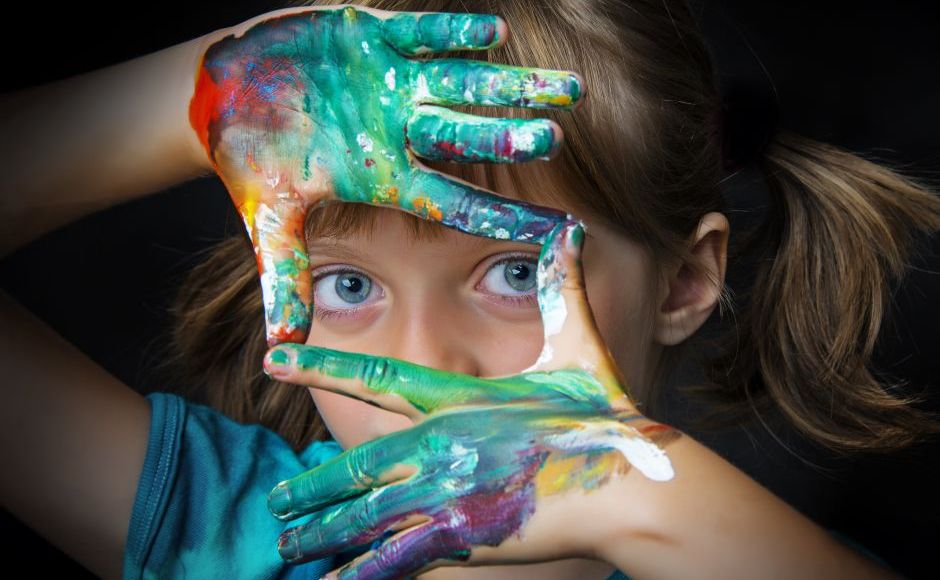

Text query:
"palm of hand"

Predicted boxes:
[[263, 221, 678, 579], [199, 8, 570, 206]]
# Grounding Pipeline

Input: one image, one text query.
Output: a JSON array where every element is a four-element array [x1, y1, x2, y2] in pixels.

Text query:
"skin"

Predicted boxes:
[[263, 217, 681, 579], [188, 5, 584, 345]]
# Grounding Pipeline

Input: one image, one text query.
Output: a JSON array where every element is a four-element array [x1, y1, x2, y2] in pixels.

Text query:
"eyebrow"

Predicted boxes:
[[307, 241, 376, 263], [307, 230, 549, 265]]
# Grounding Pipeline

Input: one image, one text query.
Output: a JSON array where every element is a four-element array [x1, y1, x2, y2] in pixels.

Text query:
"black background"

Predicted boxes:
[[1, 1, 938, 578]]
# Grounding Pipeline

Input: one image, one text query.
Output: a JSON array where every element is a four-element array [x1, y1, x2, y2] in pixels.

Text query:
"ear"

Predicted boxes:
[[653, 212, 729, 346]]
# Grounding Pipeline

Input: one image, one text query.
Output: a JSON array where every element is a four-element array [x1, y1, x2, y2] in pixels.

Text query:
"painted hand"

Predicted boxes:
[[262, 219, 679, 579], [188, 5, 583, 345]]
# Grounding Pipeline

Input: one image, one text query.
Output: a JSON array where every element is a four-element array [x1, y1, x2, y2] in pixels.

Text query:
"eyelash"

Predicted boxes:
[[310, 252, 540, 322], [311, 266, 381, 322], [477, 252, 540, 308]]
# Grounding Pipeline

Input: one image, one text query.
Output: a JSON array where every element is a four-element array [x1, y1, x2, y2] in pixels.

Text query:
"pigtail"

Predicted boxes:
[[703, 129, 940, 452]]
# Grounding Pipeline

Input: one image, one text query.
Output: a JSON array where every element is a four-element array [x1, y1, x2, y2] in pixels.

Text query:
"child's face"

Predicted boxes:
[[302, 193, 659, 449]]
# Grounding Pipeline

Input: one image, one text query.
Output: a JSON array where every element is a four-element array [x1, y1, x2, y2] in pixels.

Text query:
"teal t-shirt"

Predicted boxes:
[[124, 391, 342, 579], [124, 391, 630, 579]]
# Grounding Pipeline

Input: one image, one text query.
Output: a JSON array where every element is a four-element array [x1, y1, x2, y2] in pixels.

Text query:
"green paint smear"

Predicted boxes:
[[379, 12, 501, 55], [201, 6, 581, 250]]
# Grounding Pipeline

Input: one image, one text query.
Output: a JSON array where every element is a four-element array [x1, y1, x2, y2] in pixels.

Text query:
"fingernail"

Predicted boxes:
[[264, 348, 292, 378], [277, 527, 301, 562], [268, 481, 293, 517]]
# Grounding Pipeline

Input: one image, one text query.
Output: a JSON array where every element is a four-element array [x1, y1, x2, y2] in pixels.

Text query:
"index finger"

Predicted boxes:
[[263, 344, 499, 418], [262, 344, 576, 416]]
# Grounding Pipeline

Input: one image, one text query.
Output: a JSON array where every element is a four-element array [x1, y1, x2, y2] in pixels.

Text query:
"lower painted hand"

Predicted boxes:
[[263, 220, 679, 579]]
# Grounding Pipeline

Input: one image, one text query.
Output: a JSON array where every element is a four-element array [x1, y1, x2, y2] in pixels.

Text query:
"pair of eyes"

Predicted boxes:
[[312, 253, 539, 321]]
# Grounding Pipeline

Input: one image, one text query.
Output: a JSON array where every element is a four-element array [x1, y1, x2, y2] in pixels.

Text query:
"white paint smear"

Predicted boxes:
[[356, 132, 374, 153], [546, 424, 675, 482]]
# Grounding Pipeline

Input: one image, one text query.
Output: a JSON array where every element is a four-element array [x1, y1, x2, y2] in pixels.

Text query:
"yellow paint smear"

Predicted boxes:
[[535, 454, 588, 495], [535, 450, 628, 497], [534, 93, 573, 106]]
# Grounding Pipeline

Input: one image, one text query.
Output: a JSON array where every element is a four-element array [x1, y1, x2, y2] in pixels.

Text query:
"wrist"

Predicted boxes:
[[586, 421, 682, 571]]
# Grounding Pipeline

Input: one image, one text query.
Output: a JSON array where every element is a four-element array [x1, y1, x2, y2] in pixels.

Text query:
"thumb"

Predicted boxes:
[[235, 187, 313, 347], [524, 219, 635, 409]]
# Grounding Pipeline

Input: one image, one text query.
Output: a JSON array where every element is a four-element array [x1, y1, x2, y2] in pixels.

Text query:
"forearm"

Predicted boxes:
[[595, 434, 898, 579], [0, 30, 218, 257]]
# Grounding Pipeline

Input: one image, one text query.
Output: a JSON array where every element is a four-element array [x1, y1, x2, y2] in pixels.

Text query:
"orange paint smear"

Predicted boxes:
[[411, 196, 443, 221], [638, 424, 672, 436]]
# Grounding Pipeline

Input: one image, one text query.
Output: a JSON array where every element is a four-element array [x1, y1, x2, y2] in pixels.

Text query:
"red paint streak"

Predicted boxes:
[[434, 140, 466, 158], [190, 53, 307, 169], [364, 158, 375, 167], [495, 129, 513, 159], [268, 326, 308, 347], [188, 63, 224, 170]]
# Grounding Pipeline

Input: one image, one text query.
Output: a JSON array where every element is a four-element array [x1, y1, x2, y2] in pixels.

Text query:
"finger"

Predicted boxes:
[[268, 430, 419, 521], [380, 12, 506, 55], [263, 344, 513, 417], [276, 487, 433, 565], [322, 519, 463, 580], [406, 104, 562, 163], [406, 167, 570, 245], [521, 220, 633, 408], [415, 59, 584, 109], [237, 193, 313, 346]]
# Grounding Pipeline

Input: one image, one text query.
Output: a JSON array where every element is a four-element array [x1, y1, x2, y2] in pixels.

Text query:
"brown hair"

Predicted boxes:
[[165, 0, 940, 453]]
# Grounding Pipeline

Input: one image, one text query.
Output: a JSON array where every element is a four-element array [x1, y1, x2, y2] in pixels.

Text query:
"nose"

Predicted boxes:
[[383, 290, 483, 378]]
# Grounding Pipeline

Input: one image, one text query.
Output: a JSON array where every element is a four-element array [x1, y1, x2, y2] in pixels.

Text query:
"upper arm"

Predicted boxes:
[[0, 290, 150, 580]]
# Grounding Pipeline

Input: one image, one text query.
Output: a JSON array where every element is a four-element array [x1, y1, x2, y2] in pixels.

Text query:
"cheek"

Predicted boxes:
[[583, 245, 654, 376], [308, 388, 414, 449], [462, 315, 545, 376]]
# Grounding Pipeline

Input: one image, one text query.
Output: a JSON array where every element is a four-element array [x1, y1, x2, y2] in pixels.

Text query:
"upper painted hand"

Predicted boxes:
[[188, 5, 583, 345]]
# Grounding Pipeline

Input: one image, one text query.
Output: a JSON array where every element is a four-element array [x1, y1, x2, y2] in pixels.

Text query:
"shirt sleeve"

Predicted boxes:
[[123, 391, 344, 580]]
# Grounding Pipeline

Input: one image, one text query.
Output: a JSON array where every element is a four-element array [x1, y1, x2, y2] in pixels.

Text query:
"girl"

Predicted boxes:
[[2, 1, 937, 580]]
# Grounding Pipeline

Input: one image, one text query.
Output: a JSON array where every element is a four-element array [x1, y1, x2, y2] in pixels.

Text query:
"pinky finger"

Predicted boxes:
[[323, 520, 467, 580]]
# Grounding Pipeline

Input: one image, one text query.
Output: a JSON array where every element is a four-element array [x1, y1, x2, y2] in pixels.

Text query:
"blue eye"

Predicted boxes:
[[479, 255, 539, 298], [314, 269, 380, 310], [336, 272, 371, 303], [504, 260, 536, 291]]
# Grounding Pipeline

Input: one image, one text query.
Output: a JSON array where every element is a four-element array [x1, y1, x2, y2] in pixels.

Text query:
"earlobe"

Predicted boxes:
[[652, 212, 730, 346]]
